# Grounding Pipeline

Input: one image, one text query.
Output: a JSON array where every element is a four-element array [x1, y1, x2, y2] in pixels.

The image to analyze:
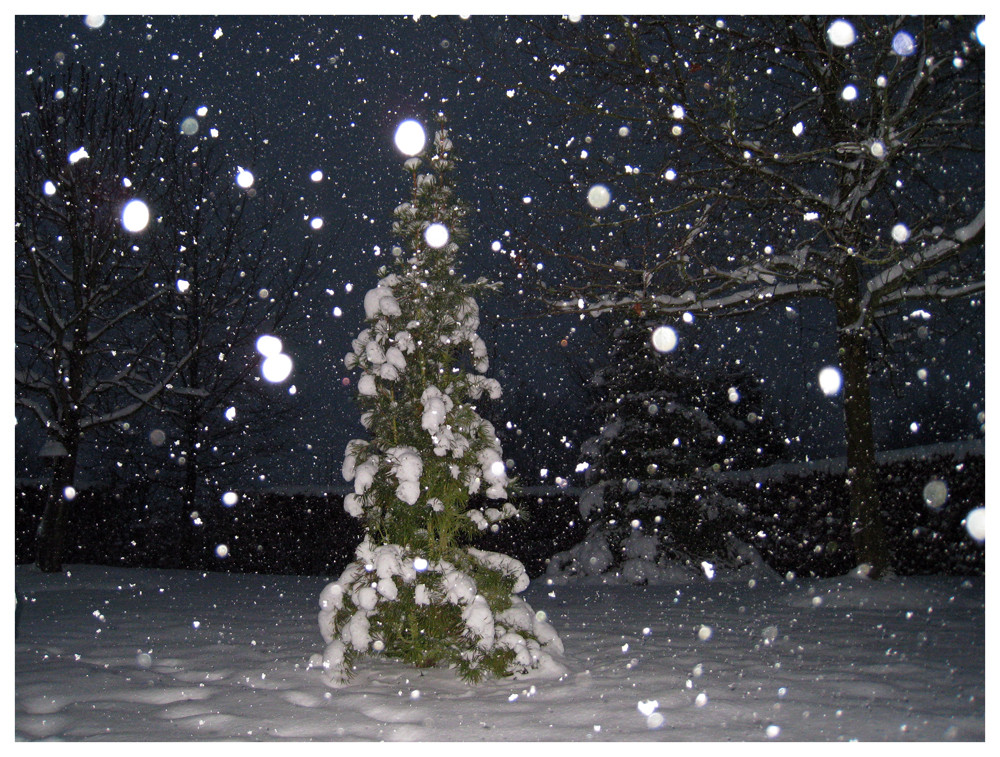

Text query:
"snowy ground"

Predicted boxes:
[[14, 563, 984, 742]]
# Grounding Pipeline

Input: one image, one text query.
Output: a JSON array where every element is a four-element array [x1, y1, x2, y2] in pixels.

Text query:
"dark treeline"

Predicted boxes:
[[16, 444, 983, 579]]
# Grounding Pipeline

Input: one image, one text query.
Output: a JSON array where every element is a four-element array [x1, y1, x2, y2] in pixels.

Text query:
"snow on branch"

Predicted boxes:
[[14, 396, 57, 434], [557, 275, 829, 318], [864, 209, 985, 302], [873, 279, 985, 310], [653, 279, 830, 315], [78, 345, 198, 432]]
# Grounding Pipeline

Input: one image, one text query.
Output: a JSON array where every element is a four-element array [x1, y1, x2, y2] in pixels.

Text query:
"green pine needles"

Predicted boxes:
[[310, 116, 563, 686]]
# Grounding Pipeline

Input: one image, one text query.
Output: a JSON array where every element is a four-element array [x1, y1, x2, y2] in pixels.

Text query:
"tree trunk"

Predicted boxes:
[[834, 271, 890, 578], [35, 441, 78, 573], [178, 420, 203, 568]]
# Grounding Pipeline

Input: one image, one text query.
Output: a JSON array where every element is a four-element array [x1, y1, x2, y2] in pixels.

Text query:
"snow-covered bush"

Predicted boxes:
[[312, 538, 563, 685], [552, 316, 782, 583], [312, 117, 563, 685]]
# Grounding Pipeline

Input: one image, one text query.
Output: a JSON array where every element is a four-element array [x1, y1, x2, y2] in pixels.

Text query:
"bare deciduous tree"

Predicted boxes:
[[16, 64, 314, 571], [16, 65, 198, 571], [146, 135, 315, 555], [502, 16, 985, 577]]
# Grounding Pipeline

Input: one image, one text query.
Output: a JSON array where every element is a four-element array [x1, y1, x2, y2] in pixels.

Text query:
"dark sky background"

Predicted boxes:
[[13, 15, 986, 492]]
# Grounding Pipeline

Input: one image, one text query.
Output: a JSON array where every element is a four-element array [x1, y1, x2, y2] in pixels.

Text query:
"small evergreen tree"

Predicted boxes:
[[551, 316, 781, 582], [311, 116, 563, 685]]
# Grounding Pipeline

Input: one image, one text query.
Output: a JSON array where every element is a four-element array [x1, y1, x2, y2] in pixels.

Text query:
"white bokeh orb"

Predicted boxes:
[[651, 325, 678, 353], [261, 352, 293, 383], [922, 479, 949, 509], [121, 199, 150, 232], [235, 167, 254, 188], [964, 507, 985, 542], [255, 334, 283, 357], [892, 30, 917, 56], [827, 19, 857, 47], [394, 119, 426, 156], [587, 184, 611, 210], [818, 366, 843, 396], [424, 222, 450, 249]]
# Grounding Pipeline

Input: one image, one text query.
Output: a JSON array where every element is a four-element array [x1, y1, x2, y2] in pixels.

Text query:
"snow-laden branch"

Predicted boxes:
[[13, 367, 51, 393], [726, 135, 835, 210], [15, 396, 57, 434], [170, 386, 211, 398], [559, 277, 830, 318], [552, 208, 983, 327], [656, 278, 831, 314], [82, 286, 164, 347], [78, 344, 198, 432], [874, 279, 985, 309], [863, 209, 985, 302], [15, 298, 60, 341], [78, 339, 159, 407], [18, 235, 76, 288], [551, 206, 982, 322]]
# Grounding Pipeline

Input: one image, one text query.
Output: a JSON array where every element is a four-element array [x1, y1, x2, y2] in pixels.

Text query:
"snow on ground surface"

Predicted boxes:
[[15, 563, 984, 742]]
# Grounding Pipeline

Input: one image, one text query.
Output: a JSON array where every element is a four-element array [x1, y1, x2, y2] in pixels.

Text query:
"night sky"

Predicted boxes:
[[14, 15, 986, 491]]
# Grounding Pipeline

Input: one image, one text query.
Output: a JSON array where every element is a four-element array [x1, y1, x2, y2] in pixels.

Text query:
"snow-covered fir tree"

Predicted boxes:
[[549, 316, 781, 583], [311, 116, 563, 685]]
